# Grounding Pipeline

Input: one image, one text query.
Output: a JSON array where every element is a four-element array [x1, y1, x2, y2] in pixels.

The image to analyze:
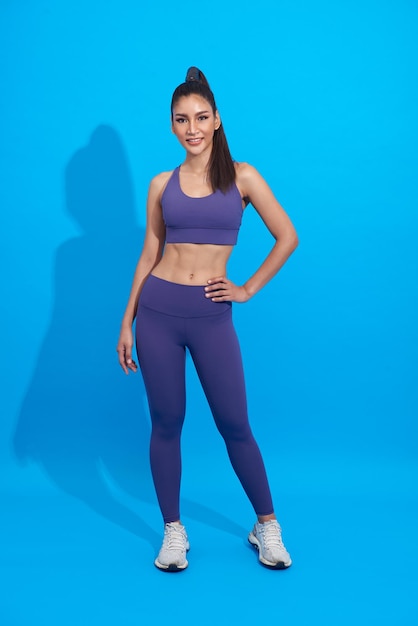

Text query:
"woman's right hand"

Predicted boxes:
[[116, 326, 138, 375]]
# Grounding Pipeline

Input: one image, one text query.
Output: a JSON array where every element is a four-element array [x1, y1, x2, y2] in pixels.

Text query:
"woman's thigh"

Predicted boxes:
[[187, 310, 250, 435], [136, 306, 186, 426]]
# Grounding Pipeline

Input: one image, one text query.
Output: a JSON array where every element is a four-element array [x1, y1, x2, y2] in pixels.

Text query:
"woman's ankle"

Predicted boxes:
[[257, 513, 277, 523]]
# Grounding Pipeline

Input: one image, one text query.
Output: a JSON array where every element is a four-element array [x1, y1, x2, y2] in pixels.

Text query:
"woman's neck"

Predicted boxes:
[[182, 150, 212, 175]]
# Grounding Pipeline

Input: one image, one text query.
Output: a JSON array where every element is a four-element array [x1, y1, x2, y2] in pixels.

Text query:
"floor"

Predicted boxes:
[[2, 444, 417, 626]]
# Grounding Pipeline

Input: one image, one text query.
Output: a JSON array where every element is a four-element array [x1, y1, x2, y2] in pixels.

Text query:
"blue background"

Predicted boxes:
[[1, 0, 417, 624]]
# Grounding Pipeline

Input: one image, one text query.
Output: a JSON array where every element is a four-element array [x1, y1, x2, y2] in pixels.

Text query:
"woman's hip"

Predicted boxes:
[[138, 274, 232, 318]]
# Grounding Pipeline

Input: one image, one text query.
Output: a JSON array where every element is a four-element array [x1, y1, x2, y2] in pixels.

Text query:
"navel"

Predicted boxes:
[[189, 273, 194, 280]]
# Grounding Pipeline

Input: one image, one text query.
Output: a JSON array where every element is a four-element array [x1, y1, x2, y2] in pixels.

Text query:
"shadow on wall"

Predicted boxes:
[[12, 125, 246, 551], [13, 125, 162, 547]]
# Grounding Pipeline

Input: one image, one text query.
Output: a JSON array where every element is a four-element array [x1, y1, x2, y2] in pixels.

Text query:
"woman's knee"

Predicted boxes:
[[215, 415, 253, 443], [151, 410, 185, 440]]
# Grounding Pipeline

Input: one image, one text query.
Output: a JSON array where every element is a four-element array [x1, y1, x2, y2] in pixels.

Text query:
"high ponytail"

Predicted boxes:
[[171, 67, 236, 194]]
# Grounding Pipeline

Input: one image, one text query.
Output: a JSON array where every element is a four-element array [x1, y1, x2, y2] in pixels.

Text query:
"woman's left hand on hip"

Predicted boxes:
[[204, 276, 250, 303]]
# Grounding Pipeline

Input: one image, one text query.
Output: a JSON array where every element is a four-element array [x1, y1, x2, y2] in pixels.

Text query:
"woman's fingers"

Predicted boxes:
[[116, 348, 128, 374], [116, 327, 137, 374], [116, 344, 138, 374], [204, 277, 250, 303], [205, 276, 227, 292], [205, 277, 229, 300], [127, 353, 138, 372], [116, 345, 129, 374], [206, 289, 228, 299]]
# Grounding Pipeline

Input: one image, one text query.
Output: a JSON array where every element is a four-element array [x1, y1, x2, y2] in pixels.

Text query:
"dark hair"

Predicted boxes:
[[171, 67, 236, 193]]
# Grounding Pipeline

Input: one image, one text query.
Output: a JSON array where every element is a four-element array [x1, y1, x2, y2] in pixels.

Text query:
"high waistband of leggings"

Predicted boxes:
[[138, 274, 232, 318]]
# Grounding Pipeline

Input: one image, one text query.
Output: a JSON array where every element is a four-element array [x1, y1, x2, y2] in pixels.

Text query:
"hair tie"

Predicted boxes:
[[185, 67, 201, 83]]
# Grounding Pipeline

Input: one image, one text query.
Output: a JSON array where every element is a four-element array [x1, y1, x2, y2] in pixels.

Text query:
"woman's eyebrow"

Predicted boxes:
[[174, 110, 210, 117]]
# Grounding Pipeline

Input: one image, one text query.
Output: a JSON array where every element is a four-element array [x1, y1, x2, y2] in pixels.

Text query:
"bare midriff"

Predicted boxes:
[[151, 242, 234, 285]]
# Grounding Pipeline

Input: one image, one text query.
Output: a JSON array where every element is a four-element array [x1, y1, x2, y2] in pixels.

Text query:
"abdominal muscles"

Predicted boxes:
[[151, 243, 234, 285]]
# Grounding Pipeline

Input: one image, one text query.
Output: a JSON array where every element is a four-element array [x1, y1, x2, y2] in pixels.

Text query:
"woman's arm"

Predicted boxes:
[[205, 162, 299, 302], [116, 173, 168, 373]]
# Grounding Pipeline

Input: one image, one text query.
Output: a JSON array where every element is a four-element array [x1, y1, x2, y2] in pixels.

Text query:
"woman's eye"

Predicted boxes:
[[198, 116, 208, 121], [176, 118, 187, 123]]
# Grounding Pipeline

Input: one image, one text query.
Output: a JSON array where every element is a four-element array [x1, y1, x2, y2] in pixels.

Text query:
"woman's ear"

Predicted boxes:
[[215, 111, 221, 130]]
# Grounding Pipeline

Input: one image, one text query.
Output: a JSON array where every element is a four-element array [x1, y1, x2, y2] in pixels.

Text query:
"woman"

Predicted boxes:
[[116, 67, 298, 572]]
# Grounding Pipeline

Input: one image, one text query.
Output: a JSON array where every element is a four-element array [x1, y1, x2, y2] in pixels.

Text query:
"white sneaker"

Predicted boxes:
[[248, 520, 292, 569], [154, 522, 190, 572]]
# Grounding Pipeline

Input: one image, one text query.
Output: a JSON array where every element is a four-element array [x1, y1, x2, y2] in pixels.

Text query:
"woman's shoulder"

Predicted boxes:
[[234, 161, 260, 181], [148, 169, 177, 201], [150, 169, 176, 189], [234, 162, 263, 197]]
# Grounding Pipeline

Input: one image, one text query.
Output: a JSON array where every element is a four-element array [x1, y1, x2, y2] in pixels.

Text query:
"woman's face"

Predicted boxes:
[[171, 94, 220, 156]]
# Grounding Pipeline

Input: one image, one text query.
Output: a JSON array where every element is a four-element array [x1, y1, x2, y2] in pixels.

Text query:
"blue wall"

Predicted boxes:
[[2, 0, 416, 473], [1, 1, 417, 622]]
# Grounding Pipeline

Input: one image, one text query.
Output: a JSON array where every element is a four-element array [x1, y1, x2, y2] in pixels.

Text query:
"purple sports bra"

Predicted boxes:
[[161, 166, 243, 245]]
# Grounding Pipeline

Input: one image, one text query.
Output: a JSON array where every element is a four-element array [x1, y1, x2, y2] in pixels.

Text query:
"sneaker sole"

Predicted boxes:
[[154, 545, 190, 572], [154, 559, 188, 572], [248, 534, 292, 570]]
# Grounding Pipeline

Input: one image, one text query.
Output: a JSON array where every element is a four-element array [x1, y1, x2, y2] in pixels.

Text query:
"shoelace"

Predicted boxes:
[[164, 524, 187, 551], [260, 521, 285, 549]]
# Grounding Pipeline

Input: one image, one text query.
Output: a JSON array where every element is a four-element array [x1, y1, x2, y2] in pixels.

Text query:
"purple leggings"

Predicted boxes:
[[136, 274, 274, 523]]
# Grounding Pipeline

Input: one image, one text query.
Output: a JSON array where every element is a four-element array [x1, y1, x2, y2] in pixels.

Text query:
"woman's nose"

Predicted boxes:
[[187, 120, 197, 134]]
